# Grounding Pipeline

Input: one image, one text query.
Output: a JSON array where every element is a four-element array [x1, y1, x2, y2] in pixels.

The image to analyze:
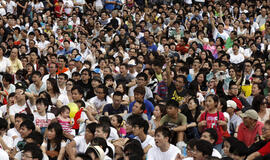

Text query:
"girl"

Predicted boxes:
[[57, 105, 73, 136], [46, 78, 60, 105], [198, 94, 227, 153], [34, 98, 55, 135], [110, 114, 126, 138], [223, 137, 239, 158], [41, 122, 66, 160], [149, 104, 166, 136]]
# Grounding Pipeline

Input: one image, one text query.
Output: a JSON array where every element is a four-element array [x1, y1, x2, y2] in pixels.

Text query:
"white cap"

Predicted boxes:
[[227, 100, 237, 109]]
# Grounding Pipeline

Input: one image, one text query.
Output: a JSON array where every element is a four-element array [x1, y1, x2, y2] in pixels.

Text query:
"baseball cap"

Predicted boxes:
[[128, 59, 136, 66], [240, 109, 258, 120], [73, 55, 82, 62], [227, 100, 237, 109], [15, 82, 27, 91]]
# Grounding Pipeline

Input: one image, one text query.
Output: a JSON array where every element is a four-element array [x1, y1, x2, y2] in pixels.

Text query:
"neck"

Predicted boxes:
[[160, 142, 170, 152], [17, 99, 26, 106], [39, 111, 46, 116], [50, 73, 56, 77], [138, 133, 147, 142], [208, 108, 217, 113]]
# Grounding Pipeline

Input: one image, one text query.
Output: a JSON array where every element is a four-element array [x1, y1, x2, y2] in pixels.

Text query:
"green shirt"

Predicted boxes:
[[225, 37, 233, 49], [160, 113, 187, 128]]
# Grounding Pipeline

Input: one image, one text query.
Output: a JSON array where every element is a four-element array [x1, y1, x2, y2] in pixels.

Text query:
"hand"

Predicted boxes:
[[199, 120, 207, 127], [217, 120, 227, 126]]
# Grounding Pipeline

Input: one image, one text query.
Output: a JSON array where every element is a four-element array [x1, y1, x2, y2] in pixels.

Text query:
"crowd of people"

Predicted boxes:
[[0, 0, 270, 159]]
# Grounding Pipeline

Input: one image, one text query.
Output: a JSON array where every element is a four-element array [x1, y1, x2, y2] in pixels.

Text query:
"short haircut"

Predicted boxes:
[[136, 72, 148, 81], [23, 143, 43, 160], [203, 128, 218, 144], [86, 122, 98, 134], [166, 99, 179, 108], [0, 118, 8, 130], [26, 131, 43, 145], [96, 123, 111, 138], [59, 73, 68, 80], [229, 141, 247, 157], [132, 117, 149, 134], [20, 119, 35, 131], [195, 140, 213, 157], [155, 126, 171, 142], [15, 113, 28, 121], [134, 86, 146, 96], [32, 71, 42, 77], [71, 85, 84, 95], [113, 91, 123, 98]]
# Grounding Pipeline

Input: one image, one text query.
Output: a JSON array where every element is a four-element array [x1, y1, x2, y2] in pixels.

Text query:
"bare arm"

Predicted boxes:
[[246, 152, 261, 160], [66, 141, 77, 160]]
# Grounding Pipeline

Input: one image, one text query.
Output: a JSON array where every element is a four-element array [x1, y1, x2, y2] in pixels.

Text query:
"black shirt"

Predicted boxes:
[[102, 104, 128, 115]]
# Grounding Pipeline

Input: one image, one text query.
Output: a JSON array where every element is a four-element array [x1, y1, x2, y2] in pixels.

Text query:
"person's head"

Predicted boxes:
[[95, 84, 108, 100], [223, 137, 239, 157], [174, 75, 187, 90], [48, 62, 58, 74], [25, 131, 43, 146], [59, 105, 70, 119], [47, 122, 63, 151], [251, 83, 263, 96], [262, 120, 270, 141], [112, 91, 123, 108], [123, 139, 144, 159], [186, 139, 199, 158], [226, 100, 237, 115], [193, 140, 213, 160], [110, 114, 123, 129], [132, 101, 145, 115], [2, 73, 13, 86], [240, 109, 258, 128], [46, 78, 60, 94], [132, 117, 149, 136], [134, 86, 145, 102], [0, 118, 8, 135], [20, 119, 35, 138], [201, 128, 218, 145], [71, 85, 84, 101], [205, 94, 219, 111], [95, 123, 110, 139], [153, 104, 166, 118], [85, 146, 105, 160], [115, 82, 127, 94], [58, 73, 68, 86], [31, 71, 42, 84], [166, 99, 179, 117], [187, 97, 199, 111], [136, 72, 148, 87], [85, 122, 98, 142], [22, 143, 43, 160], [154, 126, 171, 148], [15, 113, 27, 130], [252, 95, 266, 113], [36, 98, 49, 115], [91, 137, 113, 159], [81, 68, 91, 81], [229, 141, 247, 160], [120, 63, 128, 75]]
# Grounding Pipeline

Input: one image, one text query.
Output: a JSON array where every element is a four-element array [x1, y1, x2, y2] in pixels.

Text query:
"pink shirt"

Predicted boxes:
[[237, 121, 264, 147]]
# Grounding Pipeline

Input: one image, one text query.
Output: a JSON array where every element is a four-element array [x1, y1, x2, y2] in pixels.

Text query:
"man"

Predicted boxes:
[[193, 140, 213, 160], [15, 119, 35, 151], [103, 91, 128, 116], [128, 72, 153, 102], [210, 15, 229, 41], [28, 71, 46, 95], [132, 116, 155, 153], [128, 86, 154, 120], [147, 126, 181, 160], [114, 63, 135, 87], [160, 99, 187, 150], [57, 55, 69, 76], [247, 120, 270, 160], [226, 100, 242, 136], [124, 101, 148, 121], [206, 60, 220, 81], [42, 63, 58, 82], [57, 73, 68, 94], [77, 68, 93, 97], [66, 123, 97, 160], [21, 143, 43, 160], [94, 123, 115, 154], [200, 128, 222, 158], [229, 44, 245, 64], [238, 109, 264, 147], [57, 40, 73, 56], [0, 118, 13, 151]]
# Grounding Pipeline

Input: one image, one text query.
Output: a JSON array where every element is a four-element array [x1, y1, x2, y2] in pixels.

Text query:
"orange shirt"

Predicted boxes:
[[57, 67, 69, 75]]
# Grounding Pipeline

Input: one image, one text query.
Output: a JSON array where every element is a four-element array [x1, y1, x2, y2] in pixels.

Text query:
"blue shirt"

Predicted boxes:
[[128, 100, 154, 120]]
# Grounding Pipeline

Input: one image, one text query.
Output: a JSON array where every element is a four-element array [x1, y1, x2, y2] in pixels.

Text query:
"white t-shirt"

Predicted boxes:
[[0, 57, 11, 73], [58, 93, 70, 105], [33, 112, 55, 128], [229, 53, 245, 64], [0, 135, 13, 149], [88, 96, 113, 112], [0, 148, 9, 160], [212, 148, 222, 158], [108, 127, 119, 141], [9, 100, 36, 116], [6, 0, 16, 14], [7, 128, 20, 140], [134, 135, 155, 149], [74, 135, 91, 154], [147, 144, 181, 160], [213, 28, 229, 41]]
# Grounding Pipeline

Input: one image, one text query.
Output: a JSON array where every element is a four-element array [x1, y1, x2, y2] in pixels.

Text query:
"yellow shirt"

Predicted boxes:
[[10, 58, 23, 74]]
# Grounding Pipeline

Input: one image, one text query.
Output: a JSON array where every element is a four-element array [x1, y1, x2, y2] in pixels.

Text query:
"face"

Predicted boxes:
[[153, 106, 161, 118], [15, 117, 24, 130], [19, 126, 32, 138], [47, 128, 56, 140], [95, 88, 105, 100], [201, 132, 214, 144], [66, 81, 73, 91], [136, 76, 146, 86], [95, 127, 106, 139], [175, 77, 185, 89], [116, 84, 124, 93], [132, 102, 143, 114], [188, 99, 197, 111], [205, 96, 216, 111], [223, 141, 231, 157], [166, 106, 177, 117], [84, 128, 94, 141], [36, 103, 46, 114], [22, 151, 33, 160], [62, 109, 70, 119], [155, 132, 168, 148], [243, 117, 253, 128], [110, 116, 119, 128], [193, 146, 205, 160], [32, 74, 41, 84], [262, 124, 270, 140], [72, 89, 83, 101], [46, 80, 52, 90], [113, 95, 122, 107], [252, 84, 260, 96], [134, 92, 144, 102], [196, 74, 204, 84], [58, 76, 66, 86]]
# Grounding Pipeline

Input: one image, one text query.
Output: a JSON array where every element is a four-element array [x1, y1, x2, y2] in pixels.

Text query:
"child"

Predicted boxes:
[[57, 105, 74, 136], [110, 114, 126, 138], [34, 98, 55, 135], [198, 94, 227, 153]]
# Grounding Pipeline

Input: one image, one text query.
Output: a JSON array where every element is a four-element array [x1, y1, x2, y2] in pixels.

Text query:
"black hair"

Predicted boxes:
[[2, 73, 13, 83], [113, 91, 123, 98], [134, 86, 146, 96], [194, 140, 213, 157], [166, 99, 179, 108], [229, 141, 247, 157], [15, 113, 28, 121], [59, 105, 70, 115], [32, 71, 42, 77], [252, 95, 265, 112], [91, 137, 113, 159], [23, 143, 43, 160], [155, 126, 171, 142], [203, 128, 218, 145], [38, 91, 53, 106], [136, 72, 148, 81], [0, 118, 8, 130], [26, 131, 43, 145], [71, 85, 84, 96], [47, 122, 63, 152], [75, 100, 85, 108], [86, 122, 97, 134], [20, 119, 35, 131], [47, 78, 60, 95], [132, 116, 149, 134], [99, 116, 112, 127], [59, 73, 68, 80], [96, 123, 111, 138], [124, 139, 144, 158]]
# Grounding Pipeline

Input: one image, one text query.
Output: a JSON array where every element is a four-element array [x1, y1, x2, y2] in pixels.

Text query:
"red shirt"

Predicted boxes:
[[199, 111, 225, 144], [237, 121, 264, 147], [258, 141, 270, 156]]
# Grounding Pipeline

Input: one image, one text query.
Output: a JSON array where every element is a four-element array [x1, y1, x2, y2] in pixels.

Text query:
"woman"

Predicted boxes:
[[56, 79, 75, 107], [252, 95, 270, 123], [0, 46, 11, 74], [9, 48, 23, 74], [112, 82, 129, 106], [38, 65, 49, 79], [41, 122, 66, 160], [194, 72, 208, 96], [181, 97, 202, 140], [247, 83, 264, 105], [46, 78, 60, 105], [149, 104, 166, 136]]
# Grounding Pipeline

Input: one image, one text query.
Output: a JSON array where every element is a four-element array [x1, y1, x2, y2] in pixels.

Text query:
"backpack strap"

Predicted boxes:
[[204, 111, 207, 120]]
